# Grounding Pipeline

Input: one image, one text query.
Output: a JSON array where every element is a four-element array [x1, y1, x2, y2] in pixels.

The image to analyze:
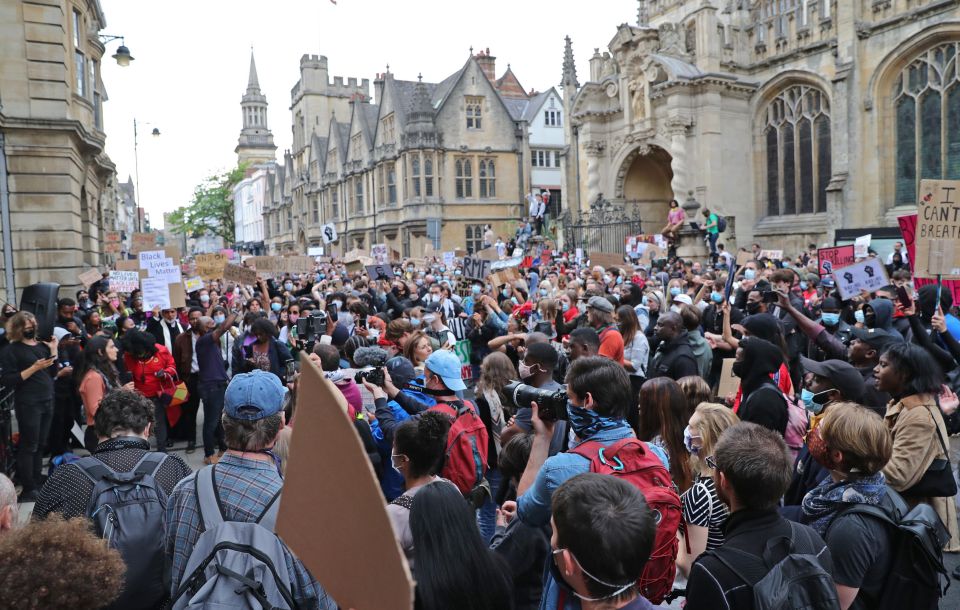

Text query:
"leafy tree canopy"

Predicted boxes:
[[167, 164, 246, 244]]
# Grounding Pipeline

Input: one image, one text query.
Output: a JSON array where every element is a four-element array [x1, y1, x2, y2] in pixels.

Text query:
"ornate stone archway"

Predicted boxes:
[[614, 144, 674, 231]]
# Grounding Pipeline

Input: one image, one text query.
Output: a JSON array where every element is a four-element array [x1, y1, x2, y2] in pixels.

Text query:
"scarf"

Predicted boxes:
[[568, 403, 625, 441], [801, 472, 887, 535]]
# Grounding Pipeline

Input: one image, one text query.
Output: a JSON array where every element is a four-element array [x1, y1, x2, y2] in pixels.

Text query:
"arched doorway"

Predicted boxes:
[[618, 146, 674, 233]]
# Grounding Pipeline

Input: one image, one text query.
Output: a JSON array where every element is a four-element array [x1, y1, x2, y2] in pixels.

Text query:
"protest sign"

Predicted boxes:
[[184, 276, 204, 293], [453, 340, 473, 381], [758, 249, 783, 261], [114, 259, 139, 272], [138, 250, 166, 268], [454, 248, 467, 258], [371, 244, 388, 265], [282, 255, 316, 274], [321, 223, 338, 244], [915, 179, 960, 278], [365, 264, 394, 281], [78, 268, 102, 289], [463, 256, 492, 281], [130, 232, 157, 254], [717, 359, 740, 398], [108, 270, 140, 293], [442, 251, 455, 268], [140, 277, 171, 310], [168, 282, 187, 309], [833, 258, 890, 300], [817, 245, 855, 276], [575, 248, 583, 265], [276, 357, 414, 610], [344, 259, 364, 273], [736, 250, 755, 266], [476, 247, 499, 261], [897, 213, 960, 303], [854, 234, 872, 258], [195, 253, 228, 280], [151, 261, 182, 283], [490, 256, 524, 271], [223, 263, 257, 285], [307, 246, 325, 256], [590, 252, 626, 269]]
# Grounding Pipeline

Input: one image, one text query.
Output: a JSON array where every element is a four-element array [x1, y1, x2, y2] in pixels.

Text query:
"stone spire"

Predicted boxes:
[[246, 49, 261, 93], [638, 0, 649, 26], [236, 49, 276, 165], [561, 35, 579, 90], [405, 75, 437, 147]]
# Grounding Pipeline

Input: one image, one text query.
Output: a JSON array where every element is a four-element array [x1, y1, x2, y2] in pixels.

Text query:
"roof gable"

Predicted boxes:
[[495, 67, 528, 99]]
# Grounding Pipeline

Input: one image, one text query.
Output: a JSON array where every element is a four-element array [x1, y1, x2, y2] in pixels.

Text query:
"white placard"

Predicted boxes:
[[371, 244, 388, 265], [138, 250, 166, 268], [321, 223, 338, 244], [575, 248, 583, 265], [141, 277, 171, 310], [184, 276, 204, 292], [442, 251, 455, 267], [854, 234, 872, 258], [308, 247, 325, 256], [834, 258, 890, 300], [108, 270, 140, 293]]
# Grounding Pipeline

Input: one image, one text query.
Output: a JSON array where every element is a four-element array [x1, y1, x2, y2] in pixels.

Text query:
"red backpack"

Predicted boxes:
[[569, 438, 681, 605], [429, 400, 489, 499]]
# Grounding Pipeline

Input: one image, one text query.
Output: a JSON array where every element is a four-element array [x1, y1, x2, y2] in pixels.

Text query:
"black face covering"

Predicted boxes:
[[732, 359, 745, 378], [23, 329, 36, 340], [745, 302, 762, 315]]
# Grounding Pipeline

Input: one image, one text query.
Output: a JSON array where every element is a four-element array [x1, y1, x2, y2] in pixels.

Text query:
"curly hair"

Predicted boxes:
[[94, 388, 156, 438], [119, 328, 157, 359], [394, 411, 450, 478], [0, 515, 124, 609]]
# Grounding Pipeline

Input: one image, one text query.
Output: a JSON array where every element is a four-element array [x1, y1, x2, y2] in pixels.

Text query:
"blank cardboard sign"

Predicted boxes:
[[276, 356, 413, 610]]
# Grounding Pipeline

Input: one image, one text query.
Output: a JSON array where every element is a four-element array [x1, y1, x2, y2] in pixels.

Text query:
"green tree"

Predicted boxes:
[[168, 164, 246, 244]]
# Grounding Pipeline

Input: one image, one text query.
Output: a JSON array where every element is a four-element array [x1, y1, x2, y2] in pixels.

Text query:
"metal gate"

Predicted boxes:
[[558, 199, 643, 254]]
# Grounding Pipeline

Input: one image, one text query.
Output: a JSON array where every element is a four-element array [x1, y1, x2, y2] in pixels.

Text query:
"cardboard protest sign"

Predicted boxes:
[[78, 268, 102, 289], [282, 256, 316, 274], [164, 244, 183, 262], [371, 244, 388, 264], [184, 276, 204, 293], [817, 245, 855, 276], [307, 246, 325, 256], [115, 259, 139, 272], [276, 356, 414, 610], [854, 234, 872, 259], [758, 249, 783, 261], [108, 271, 140, 293], [223, 263, 257, 285], [717, 358, 740, 398], [321, 223, 338, 244], [736, 250, 755, 267], [833, 258, 890, 300], [476, 247, 499, 261], [195, 253, 228, 280], [463, 256, 492, 281], [365, 264, 394, 281], [590, 252, 626, 269], [442, 251, 455, 267], [130, 232, 157, 254], [454, 248, 467, 258], [915, 179, 960, 278], [897, 213, 960, 303]]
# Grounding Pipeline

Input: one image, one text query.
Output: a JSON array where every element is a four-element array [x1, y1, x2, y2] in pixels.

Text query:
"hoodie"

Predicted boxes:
[[918, 284, 960, 342], [864, 298, 895, 333], [737, 337, 788, 436]]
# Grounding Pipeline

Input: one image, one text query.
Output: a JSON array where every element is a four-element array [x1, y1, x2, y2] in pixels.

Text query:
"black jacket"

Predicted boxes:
[[648, 333, 699, 381], [737, 337, 788, 436], [686, 509, 833, 610], [146, 317, 183, 350]]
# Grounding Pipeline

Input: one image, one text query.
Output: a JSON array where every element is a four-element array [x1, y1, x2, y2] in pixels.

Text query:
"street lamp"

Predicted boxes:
[[133, 118, 160, 232], [98, 34, 134, 66]]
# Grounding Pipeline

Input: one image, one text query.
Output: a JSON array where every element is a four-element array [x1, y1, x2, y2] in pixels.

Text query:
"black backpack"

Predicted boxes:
[[76, 453, 170, 610], [709, 521, 840, 610], [716, 214, 727, 233], [826, 490, 950, 610]]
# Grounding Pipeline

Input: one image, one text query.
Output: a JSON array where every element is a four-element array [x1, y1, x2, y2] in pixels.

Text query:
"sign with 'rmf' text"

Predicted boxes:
[[915, 179, 960, 278]]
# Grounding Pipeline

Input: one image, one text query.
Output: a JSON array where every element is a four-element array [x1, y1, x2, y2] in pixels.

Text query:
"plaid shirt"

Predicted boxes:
[[165, 453, 335, 609]]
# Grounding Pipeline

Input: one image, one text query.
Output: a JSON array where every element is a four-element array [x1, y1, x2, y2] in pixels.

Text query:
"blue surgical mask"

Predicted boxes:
[[284, 282, 294, 291], [271, 303, 282, 312], [317, 274, 325, 281], [502, 288, 510, 298], [821, 312, 840, 327], [801, 388, 831, 414], [744, 269, 757, 280], [566, 402, 623, 439], [455, 269, 462, 276], [670, 287, 681, 297], [616, 277, 623, 285], [683, 426, 700, 455], [214, 314, 226, 325], [471, 285, 481, 295], [799, 281, 808, 290], [854, 310, 865, 324], [410, 317, 421, 327], [540, 289, 548, 297], [710, 291, 723, 304], [562, 302, 570, 313]]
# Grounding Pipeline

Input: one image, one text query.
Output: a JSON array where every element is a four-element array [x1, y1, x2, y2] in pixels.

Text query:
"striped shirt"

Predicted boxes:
[[682, 475, 728, 552]]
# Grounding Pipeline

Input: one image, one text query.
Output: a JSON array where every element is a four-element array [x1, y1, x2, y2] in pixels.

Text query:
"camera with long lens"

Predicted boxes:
[[353, 346, 388, 387], [296, 309, 327, 343], [503, 381, 568, 422]]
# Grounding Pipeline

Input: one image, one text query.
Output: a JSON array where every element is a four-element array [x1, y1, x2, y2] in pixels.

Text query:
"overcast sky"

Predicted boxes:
[[100, 0, 636, 229]]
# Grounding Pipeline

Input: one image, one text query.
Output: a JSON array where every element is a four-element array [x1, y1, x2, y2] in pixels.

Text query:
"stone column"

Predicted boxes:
[[665, 118, 693, 205], [583, 140, 606, 207]]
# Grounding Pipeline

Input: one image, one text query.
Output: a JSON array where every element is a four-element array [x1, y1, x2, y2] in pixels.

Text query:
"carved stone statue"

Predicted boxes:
[[628, 77, 646, 121]]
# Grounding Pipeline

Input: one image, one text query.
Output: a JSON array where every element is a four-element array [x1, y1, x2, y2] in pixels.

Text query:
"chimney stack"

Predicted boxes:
[[474, 47, 496, 83]]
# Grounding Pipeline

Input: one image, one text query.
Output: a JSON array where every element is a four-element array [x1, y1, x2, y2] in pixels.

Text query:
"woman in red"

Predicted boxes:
[[120, 329, 176, 452]]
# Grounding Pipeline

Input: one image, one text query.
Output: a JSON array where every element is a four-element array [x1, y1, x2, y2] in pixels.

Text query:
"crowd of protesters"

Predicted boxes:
[[0, 231, 958, 610]]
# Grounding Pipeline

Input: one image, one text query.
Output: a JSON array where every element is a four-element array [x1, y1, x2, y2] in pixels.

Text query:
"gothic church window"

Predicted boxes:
[[763, 85, 831, 216], [456, 158, 473, 198], [479, 159, 496, 198], [893, 42, 960, 206], [387, 163, 397, 204], [466, 97, 483, 130], [424, 157, 434, 197], [412, 157, 421, 197]]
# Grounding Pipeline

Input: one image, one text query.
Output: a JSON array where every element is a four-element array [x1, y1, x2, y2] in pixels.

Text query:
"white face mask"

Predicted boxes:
[[670, 305, 682, 314]]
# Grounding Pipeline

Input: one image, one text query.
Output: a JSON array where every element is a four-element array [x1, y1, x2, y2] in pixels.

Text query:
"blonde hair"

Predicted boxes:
[[819, 402, 892, 475], [693, 402, 739, 468], [538, 298, 558, 322], [678, 376, 713, 421], [6, 311, 37, 343]]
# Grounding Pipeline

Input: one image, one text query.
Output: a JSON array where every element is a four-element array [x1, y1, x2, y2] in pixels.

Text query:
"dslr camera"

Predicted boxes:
[[503, 381, 568, 422], [353, 346, 388, 387]]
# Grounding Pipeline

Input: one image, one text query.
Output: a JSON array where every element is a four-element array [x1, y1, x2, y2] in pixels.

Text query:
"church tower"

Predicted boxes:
[[236, 50, 277, 166]]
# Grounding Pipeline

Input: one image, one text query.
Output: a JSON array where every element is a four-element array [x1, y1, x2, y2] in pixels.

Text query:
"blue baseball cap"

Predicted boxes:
[[224, 370, 288, 420], [424, 350, 466, 392]]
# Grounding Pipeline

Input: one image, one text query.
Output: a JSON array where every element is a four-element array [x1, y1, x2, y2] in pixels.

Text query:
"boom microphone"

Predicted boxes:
[[353, 346, 390, 368]]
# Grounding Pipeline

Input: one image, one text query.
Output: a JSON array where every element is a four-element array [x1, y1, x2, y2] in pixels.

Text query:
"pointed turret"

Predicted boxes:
[[561, 36, 579, 90], [405, 73, 437, 148], [247, 50, 261, 93], [236, 49, 276, 165]]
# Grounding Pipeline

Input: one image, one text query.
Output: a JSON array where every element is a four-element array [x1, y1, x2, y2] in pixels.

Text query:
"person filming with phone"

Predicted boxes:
[[0, 312, 59, 502]]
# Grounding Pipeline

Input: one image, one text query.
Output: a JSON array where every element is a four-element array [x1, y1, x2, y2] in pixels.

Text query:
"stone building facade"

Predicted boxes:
[[263, 50, 550, 257], [0, 0, 117, 301], [562, 0, 960, 253]]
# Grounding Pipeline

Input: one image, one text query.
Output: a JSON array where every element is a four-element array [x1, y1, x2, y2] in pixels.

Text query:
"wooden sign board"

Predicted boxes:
[[277, 357, 414, 610], [915, 179, 960, 278], [717, 358, 740, 399]]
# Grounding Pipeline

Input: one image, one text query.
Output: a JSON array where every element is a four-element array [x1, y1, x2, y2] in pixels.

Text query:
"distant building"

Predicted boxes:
[[232, 164, 272, 255], [236, 51, 276, 166]]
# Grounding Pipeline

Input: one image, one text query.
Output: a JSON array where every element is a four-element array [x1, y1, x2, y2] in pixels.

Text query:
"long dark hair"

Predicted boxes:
[[638, 378, 693, 492], [410, 482, 515, 610], [882, 342, 944, 398], [74, 335, 120, 389]]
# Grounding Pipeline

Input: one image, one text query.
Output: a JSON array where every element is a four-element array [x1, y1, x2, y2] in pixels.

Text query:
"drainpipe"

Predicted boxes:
[[0, 134, 15, 304]]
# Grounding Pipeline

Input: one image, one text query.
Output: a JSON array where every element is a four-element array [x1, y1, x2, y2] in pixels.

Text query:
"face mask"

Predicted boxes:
[[317, 274, 325, 281], [289, 314, 299, 323], [710, 291, 723, 304], [799, 281, 808, 290], [783, 262, 791, 269], [439, 266, 446, 273], [561, 302, 570, 313], [431, 294, 440, 303], [284, 283, 294, 291], [518, 361, 538, 380], [670, 305, 681, 314], [454, 269, 462, 276], [670, 287, 681, 297], [410, 317, 421, 327], [616, 276, 623, 285], [406, 267, 414, 273], [23, 328, 36, 340], [806, 425, 842, 471], [821, 312, 840, 327], [539, 289, 548, 297], [683, 426, 701, 455], [800, 388, 832, 414], [200, 294, 210, 303], [744, 269, 757, 280], [214, 314, 226, 325], [567, 402, 622, 440], [502, 289, 510, 298], [604, 275, 612, 284], [471, 285, 481, 295], [271, 303, 282, 312], [745, 302, 761, 315], [731, 359, 745, 378], [854, 310, 865, 324], [415, 279, 423, 287], [110, 299, 120, 308]]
